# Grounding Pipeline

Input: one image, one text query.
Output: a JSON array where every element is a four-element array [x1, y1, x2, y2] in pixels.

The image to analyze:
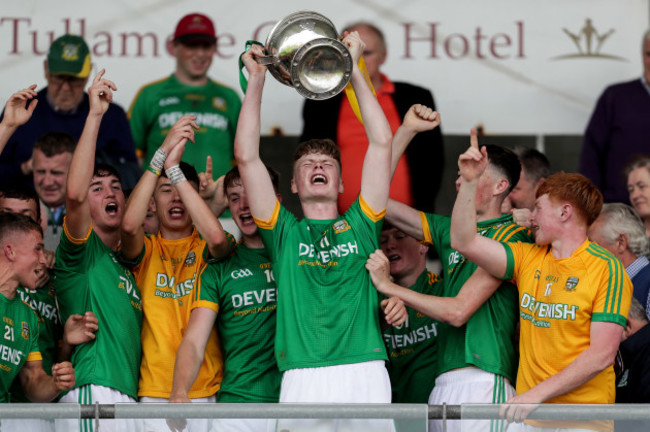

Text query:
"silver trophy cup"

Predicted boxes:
[[258, 11, 353, 100]]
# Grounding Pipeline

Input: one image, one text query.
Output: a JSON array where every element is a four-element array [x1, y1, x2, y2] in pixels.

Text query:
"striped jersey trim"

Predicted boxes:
[[25, 352, 42, 362], [489, 223, 527, 242], [253, 200, 281, 231], [419, 212, 433, 245], [63, 217, 92, 245], [586, 243, 624, 316], [190, 301, 220, 314], [359, 195, 385, 222]]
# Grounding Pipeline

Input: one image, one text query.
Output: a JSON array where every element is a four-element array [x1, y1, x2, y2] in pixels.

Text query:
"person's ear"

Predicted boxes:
[[3, 244, 16, 262], [559, 204, 573, 222]]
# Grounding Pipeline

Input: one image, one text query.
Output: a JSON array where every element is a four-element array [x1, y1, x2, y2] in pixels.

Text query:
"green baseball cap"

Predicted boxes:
[[47, 34, 91, 78]]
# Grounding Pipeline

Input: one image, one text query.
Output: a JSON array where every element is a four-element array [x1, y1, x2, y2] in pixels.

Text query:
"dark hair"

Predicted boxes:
[[33, 131, 76, 157], [537, 172, 603, 226], [0, 212, 42, 242], [514, 147, 551, 184], [0, 185, 41, 223], [161, 161, 200, 188], [485, 145, 521, 196], [224, 165, 280, 195], [93, 162, 122, 183], [293, 139, 342, 169], [624, 155, 650, 179]]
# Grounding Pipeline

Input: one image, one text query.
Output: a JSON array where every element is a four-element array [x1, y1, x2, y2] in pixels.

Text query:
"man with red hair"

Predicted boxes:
[[450, 131, 633, 432]]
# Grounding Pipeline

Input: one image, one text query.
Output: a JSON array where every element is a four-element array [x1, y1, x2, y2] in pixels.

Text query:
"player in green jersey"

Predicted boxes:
[[384, 122, 531, 432], [128, 13, 241, 182], [236, 32, 409, 432], [0, 174, 98, 432], [369, 223, 441, 404], [450, 132, 631, 431], [54, 70, 142, 432], [169, 165, 282, 432], [0, 212, 75, 406]]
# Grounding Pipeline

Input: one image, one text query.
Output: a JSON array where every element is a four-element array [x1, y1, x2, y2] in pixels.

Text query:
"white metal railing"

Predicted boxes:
[[1, 403, 649, 420]]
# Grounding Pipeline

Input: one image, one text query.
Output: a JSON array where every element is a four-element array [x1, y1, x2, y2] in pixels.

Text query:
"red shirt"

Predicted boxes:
[[336, 75, 413, 213]]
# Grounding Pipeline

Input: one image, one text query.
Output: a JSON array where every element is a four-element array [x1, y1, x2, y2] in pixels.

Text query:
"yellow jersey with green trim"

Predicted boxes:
[[503, 239, 632, 432], [125, 229, 227, 398], [255, 197, 387, 371]]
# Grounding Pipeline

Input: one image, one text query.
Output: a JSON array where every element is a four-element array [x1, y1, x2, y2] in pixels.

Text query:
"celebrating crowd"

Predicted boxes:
[[0, 10, 649, 432]]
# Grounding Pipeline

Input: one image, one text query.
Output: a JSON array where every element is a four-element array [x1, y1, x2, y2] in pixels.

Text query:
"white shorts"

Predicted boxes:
[[212, 418, 274, 432], [55, 384, 138, 432], [140, 395, 215, 432], [428, 367, 515, 432], [275, 360, 394, 432], [2, 418, 54, 432]]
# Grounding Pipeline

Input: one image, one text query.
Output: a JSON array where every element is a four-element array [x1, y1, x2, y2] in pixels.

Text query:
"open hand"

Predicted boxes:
[[64, 311, 99, 346], [1, 85, 38, 129]]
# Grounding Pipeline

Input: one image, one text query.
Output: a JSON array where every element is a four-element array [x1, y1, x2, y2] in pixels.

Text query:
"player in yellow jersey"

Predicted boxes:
[[120, 115, 233, 432], [449, 130, 632, 432]]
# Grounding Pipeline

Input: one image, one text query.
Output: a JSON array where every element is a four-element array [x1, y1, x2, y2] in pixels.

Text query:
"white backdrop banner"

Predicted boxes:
[[0, 0, 648, 135]]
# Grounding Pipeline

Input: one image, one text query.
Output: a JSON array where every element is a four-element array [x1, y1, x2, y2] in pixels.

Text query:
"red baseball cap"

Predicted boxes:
[[174, 13, 216, 43]]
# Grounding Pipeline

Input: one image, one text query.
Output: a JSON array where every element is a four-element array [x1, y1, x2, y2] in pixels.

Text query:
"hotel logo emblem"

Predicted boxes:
[[554, 19, 624, 61]]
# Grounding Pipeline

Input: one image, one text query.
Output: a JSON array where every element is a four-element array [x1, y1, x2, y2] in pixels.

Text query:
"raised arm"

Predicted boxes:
[[162, 125, 232, 259], [346, 32, 393, 212], [367, 250, 500, 326], [120, 117, 190, 260], [0, 85, 38, 155], [233, 45, 277, 222], [390, 104, 440, 177], [385, 199, 426, 240], [449, 129, 508, 278], [65, 70, 114, 239]]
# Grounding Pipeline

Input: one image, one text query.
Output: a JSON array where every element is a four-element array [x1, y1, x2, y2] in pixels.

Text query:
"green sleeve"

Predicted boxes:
[[128, 86, 150, 154]]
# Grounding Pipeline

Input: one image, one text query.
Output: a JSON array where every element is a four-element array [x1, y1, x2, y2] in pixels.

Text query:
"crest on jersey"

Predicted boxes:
[[565, 276, 579, 292], [534, 270, 541, 280], [185, 252, 196, 266], [332, 220, 350, 234], [213, 97, 226, 110], [21, 322, 30, 340]]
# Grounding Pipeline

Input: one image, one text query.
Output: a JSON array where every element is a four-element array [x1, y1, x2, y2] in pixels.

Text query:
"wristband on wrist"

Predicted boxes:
[[166, 164, 186, 185], [146, 166, 161, 176], [149, 147, 167, 172]]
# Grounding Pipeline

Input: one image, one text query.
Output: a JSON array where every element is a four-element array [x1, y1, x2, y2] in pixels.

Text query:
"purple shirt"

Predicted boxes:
[[579, 78, 650, 203]]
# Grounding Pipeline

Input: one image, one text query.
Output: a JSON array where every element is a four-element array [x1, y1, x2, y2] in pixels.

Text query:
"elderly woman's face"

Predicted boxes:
[[628, 166, 650, 219]]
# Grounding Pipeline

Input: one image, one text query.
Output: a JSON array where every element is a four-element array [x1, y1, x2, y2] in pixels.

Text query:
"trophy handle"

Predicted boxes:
[[256, 55, 281, 66]]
